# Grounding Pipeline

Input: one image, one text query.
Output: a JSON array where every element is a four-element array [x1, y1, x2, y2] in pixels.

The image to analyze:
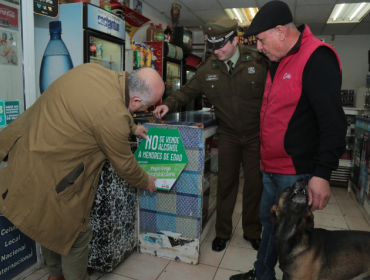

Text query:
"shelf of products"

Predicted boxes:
[[331, 108, 362, 186], [341, 89, 355, 107], [349, 113, 370, 221]]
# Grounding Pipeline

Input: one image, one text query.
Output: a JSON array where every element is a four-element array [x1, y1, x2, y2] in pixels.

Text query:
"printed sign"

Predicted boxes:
[[123, 5, 149, 39], [33, 0, 59, 18], [0, 3, 18, 31], [0, 29, 18, 65], [87, 4, 125, 40], [0, 212, 38, 280], [0, 100, 21, 127], [134, 128, 188, 191]]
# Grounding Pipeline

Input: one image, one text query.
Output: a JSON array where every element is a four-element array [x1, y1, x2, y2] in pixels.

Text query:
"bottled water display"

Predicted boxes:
[[40, 21, 73, 93]]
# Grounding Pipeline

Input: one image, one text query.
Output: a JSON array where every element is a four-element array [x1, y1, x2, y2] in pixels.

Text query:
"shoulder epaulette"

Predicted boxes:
[[197, 60, 207, 69]]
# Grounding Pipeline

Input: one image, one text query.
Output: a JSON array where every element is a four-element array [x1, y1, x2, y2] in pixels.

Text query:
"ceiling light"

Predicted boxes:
[[249, 8, 255, 18], [224, 8, 259, 26], [233, 8, 243, 23], [350, 2, 366, 20], [333, 4, 344, 21], [327, 2, 370, 24]]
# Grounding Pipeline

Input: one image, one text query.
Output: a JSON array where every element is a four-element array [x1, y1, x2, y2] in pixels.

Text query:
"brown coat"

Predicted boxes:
[[0, 64, 148, 255]]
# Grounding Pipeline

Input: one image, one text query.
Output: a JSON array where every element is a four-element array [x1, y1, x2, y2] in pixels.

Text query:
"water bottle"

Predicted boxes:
[[40, 21, 74, 93]]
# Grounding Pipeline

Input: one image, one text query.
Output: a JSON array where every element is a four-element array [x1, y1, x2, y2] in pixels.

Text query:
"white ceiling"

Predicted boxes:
[[141, 0, 370, 35]]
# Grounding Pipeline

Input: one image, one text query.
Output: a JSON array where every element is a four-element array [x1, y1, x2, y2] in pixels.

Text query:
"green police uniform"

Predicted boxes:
[[162, 20, 269, 240]]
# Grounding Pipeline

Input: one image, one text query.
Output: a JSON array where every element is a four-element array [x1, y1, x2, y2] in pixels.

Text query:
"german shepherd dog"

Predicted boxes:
[[271, 179, 370, 280]]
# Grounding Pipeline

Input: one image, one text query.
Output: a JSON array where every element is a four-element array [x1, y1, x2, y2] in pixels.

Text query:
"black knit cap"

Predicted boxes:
[[243, 1, 293, 38]]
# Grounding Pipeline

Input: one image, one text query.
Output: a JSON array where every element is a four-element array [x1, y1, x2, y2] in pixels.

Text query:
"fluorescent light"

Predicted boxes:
[[233, 8, 243, 23], [350, 2, 366, 20], [333, 3, 344, 21], [241, 9, 249, 23], [224, 8, 259, 26], [249, 8, 255, 18], [327, 2, 370, 24]]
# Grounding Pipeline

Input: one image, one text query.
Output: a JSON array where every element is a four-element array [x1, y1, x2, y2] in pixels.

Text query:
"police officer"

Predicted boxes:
[[153, 18, 269, 252]]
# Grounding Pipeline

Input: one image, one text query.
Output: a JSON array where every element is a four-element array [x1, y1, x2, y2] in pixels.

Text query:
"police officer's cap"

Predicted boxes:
[[203, 18, 238, 50], [243, 1, 293, 38]]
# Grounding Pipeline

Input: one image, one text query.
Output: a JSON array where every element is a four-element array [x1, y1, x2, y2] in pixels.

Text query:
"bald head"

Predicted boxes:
[[128, 67, 165, 113]]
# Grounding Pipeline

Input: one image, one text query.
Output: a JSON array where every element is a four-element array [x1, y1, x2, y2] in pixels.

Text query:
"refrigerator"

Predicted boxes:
[[144, 41, 183, 107], [34, 3, 125, 97], [181, 54, 203, 112]]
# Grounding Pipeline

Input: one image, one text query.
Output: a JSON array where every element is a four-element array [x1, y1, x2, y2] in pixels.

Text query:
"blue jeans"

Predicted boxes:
[[254, 172, 312, 280]]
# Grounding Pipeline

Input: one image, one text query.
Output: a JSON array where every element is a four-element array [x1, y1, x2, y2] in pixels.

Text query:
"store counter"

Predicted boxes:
[[87, 110, 219, 271], [134, 110, 219, 264], [133, 109, 218, 129]]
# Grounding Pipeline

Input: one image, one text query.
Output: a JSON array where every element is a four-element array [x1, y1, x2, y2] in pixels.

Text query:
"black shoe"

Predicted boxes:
[[212, 236, 229, 252], [230, 269, 256, 280], [230, 269, 276, 280], [243, 235, 261, 251]]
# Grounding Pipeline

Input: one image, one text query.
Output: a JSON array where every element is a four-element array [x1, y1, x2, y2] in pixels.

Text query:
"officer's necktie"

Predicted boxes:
[[227, 60, 233, 75]]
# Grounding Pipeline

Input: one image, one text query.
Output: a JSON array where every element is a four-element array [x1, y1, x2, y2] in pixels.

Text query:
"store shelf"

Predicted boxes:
[[167, 75, 181, 79], [339, 159, 354, 168], [90, 56, 116, 63], [343, 108, 363, 115]]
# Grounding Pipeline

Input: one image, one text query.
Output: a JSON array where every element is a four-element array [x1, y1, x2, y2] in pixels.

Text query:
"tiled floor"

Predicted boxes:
[[24, 181, 370, 280]]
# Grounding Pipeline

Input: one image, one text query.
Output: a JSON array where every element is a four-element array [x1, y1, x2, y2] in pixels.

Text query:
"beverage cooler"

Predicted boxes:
[[144, 41, 183, 102], [34, 3, 125, 96], [181, 54, 203, 112]]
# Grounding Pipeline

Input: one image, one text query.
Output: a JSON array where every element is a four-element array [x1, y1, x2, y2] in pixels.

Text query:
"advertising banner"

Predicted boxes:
[[0, 3, 18, 30], [87, 4, 125, 40], [0, 212, 37, 280], [123, 5, 149, 39], [134, 128, 188, 191]]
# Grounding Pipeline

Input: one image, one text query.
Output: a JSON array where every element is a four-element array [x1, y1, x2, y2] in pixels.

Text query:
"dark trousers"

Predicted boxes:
[[41, 221, 92, 280], [215, 133, 263, 239]]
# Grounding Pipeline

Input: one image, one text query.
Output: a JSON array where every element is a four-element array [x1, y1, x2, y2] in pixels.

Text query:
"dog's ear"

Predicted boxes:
[[304, 211, 314, 232], [270, 204, 279, 225]]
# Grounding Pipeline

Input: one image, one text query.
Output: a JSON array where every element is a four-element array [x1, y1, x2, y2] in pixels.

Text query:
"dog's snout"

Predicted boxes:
[[298, 188, 306, 195], [292, 179, 308, 190], [296, 178, 308, 186]]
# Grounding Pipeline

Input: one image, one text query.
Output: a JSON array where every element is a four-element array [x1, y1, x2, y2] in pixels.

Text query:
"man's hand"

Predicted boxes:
[[134, 125, 148, 140], [145, 175, 157, 193], [307, 176, 331, 211], [153, 105, 169, 120]]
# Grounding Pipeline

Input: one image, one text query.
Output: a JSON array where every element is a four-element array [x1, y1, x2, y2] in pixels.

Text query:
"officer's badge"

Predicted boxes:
[[248, 67, 255, 74], [212, 61, 217, 68], [245, 55, 251, 61]]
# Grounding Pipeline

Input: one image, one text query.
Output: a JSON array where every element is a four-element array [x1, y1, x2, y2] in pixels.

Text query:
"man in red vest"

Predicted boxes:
[[230, 1, 346, 280]]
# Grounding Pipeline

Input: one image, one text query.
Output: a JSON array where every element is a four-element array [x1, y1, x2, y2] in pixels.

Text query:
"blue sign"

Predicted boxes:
[[87, 4, 125, 40], [0, 213, 37, 280]]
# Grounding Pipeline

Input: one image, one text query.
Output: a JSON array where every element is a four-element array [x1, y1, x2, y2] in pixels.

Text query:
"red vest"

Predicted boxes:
[[260, 25, 341, 174]]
